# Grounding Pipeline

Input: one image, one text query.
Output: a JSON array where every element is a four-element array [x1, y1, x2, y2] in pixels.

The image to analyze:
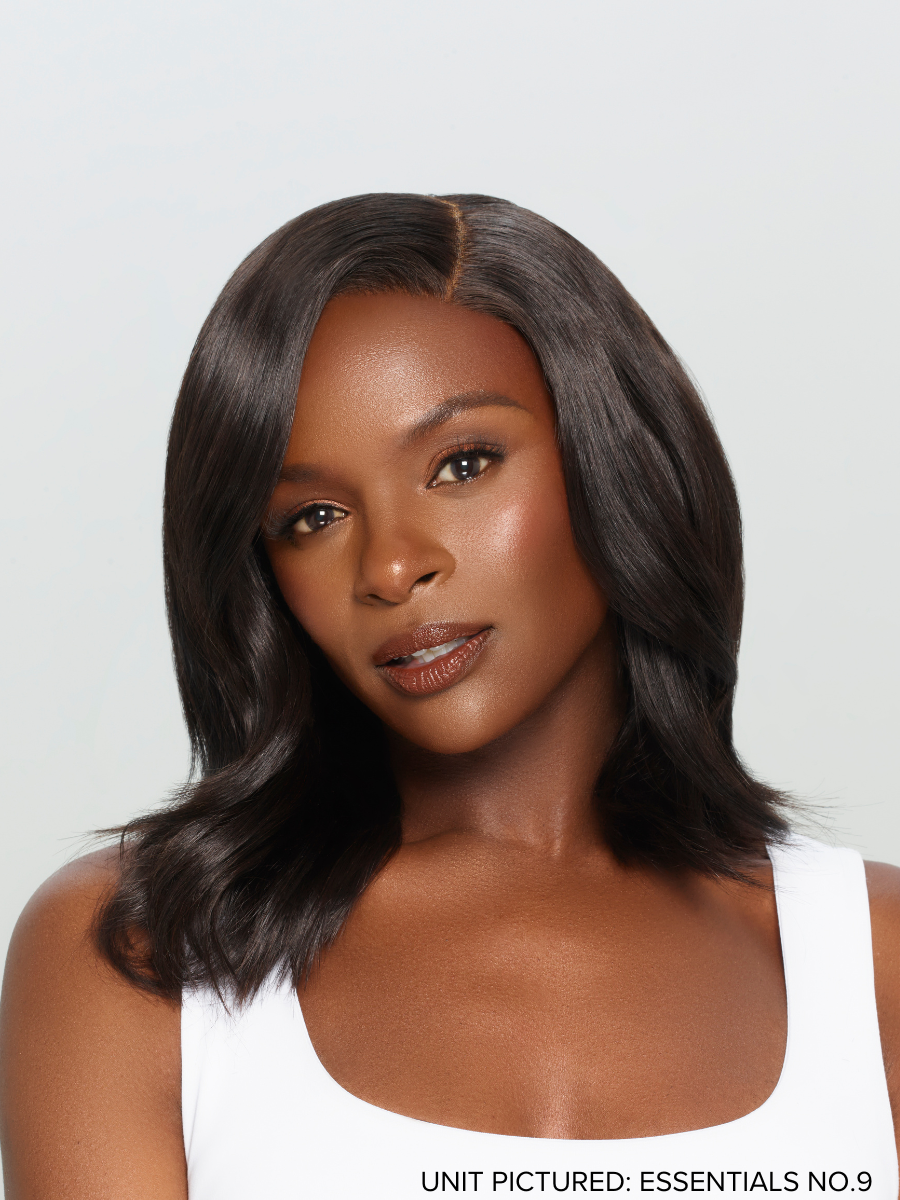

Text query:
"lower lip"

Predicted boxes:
[[378, 629, 492, 697]]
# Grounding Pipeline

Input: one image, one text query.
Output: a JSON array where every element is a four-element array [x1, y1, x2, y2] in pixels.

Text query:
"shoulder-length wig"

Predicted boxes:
[[98, 193, 788, 1000]]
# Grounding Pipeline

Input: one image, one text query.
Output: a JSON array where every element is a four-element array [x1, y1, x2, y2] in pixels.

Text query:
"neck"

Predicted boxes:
[[390, 624, 622, 858]]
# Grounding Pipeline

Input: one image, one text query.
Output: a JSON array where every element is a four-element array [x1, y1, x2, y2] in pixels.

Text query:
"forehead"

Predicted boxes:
[[292, 292, 549, 441]]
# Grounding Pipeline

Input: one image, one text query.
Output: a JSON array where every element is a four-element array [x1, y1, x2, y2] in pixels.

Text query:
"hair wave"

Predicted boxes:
[[97, 193, 789, 1000]]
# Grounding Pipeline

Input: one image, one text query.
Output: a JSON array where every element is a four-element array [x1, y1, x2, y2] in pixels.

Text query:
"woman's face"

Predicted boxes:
[[263, 292, 610, 755]]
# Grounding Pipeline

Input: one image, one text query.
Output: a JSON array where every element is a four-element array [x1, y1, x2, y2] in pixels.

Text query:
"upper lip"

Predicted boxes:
[[372, 622, 490, 667]]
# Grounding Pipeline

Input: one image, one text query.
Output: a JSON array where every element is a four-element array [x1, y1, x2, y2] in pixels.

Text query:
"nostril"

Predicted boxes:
[[414, 571, 438, 588]]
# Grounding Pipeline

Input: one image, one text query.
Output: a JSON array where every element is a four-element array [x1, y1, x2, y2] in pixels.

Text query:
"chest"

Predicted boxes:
[[299, 865, 786, 1139]]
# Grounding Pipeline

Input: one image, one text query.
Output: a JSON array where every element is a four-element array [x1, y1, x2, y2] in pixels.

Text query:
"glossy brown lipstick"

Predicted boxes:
[[374, 622, 492, 697]]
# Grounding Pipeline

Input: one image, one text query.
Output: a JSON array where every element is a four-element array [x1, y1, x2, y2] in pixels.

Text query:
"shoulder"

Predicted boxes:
[[0, 846, 186, 1198], [865, 859, 900, 977], [864, 861, 900, 1121], [3, 845, 125, 1007], [8, 843, 119, 949], [865, 858, 900, 903], [2, 844, 143, 1017]]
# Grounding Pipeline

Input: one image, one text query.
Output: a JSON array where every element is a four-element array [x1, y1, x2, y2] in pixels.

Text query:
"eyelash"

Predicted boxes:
[[273, 441, 505, 540], [426, 440, 505, 488]]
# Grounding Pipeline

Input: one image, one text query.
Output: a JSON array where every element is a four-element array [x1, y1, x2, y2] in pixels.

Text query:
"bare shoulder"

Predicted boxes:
[[864, 860, 900, 1150], [866, 859, 900, 902], [9, 843, 120, 946], [3, 844, 142, 1014], [0, 846, 186, 1198], [865, 859, 900, 980]]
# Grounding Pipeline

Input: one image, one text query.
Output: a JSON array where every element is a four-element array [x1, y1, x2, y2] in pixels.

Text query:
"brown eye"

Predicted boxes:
[[293, 505, 347, 535], [434, 453, 491, 484]]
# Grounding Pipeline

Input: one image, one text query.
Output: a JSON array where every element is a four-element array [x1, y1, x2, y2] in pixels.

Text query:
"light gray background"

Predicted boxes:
[[1, 0, 898, 980]]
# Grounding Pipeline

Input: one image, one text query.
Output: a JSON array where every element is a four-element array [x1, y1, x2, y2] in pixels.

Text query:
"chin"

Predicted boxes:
[[393, 725, 499, 757], [380, 691, 532, 758]]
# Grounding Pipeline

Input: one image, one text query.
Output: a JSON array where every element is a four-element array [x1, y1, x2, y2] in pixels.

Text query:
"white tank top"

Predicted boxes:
[[182, 836, 898, 1199]]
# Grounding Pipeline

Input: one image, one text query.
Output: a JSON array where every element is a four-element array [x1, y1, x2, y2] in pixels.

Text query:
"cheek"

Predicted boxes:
[[455, 475, 608, 705], [268, 551, 347, 652], [459, 471, 597, 611]]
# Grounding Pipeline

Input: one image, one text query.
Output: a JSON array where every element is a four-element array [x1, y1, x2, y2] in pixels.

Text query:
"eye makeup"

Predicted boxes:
[[265, 437, 507, 543], [426, 439, 506, 488]]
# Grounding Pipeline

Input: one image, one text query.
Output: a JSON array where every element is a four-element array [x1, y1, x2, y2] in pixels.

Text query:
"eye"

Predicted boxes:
[[432, 452, 493, 485], [292, 504, 348, 535]]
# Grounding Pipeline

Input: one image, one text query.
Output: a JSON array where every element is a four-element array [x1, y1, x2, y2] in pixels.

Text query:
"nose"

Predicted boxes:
[[354, 514, 455, 606]]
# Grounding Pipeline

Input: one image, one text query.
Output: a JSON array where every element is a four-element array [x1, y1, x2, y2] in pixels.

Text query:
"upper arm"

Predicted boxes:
[[866, 860, 900, 1159], [0, 848, 186, 1199]]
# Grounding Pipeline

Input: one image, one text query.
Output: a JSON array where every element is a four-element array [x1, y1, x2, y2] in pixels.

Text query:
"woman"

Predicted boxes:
[[2, 193, 899, 1198]]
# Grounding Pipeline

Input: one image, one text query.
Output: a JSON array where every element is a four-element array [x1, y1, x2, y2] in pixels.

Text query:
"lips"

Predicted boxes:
[[373, 622, 492, 697]]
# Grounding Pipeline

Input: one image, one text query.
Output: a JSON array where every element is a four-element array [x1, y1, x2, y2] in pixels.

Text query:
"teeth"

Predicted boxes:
[[399, 636, 469, 666]]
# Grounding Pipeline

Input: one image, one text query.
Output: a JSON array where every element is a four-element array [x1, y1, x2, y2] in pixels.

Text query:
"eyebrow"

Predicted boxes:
[[400, 392, 529, 447], [277, 462, 322, 485], [276, 392, 529, 483]]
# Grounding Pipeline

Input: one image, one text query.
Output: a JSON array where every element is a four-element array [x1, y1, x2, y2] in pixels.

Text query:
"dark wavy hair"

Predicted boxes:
[[97, 192, 788, 1000]]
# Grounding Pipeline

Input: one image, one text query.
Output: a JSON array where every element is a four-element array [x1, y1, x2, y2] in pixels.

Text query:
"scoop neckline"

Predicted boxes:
[[290, 843, 794, 1145]]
